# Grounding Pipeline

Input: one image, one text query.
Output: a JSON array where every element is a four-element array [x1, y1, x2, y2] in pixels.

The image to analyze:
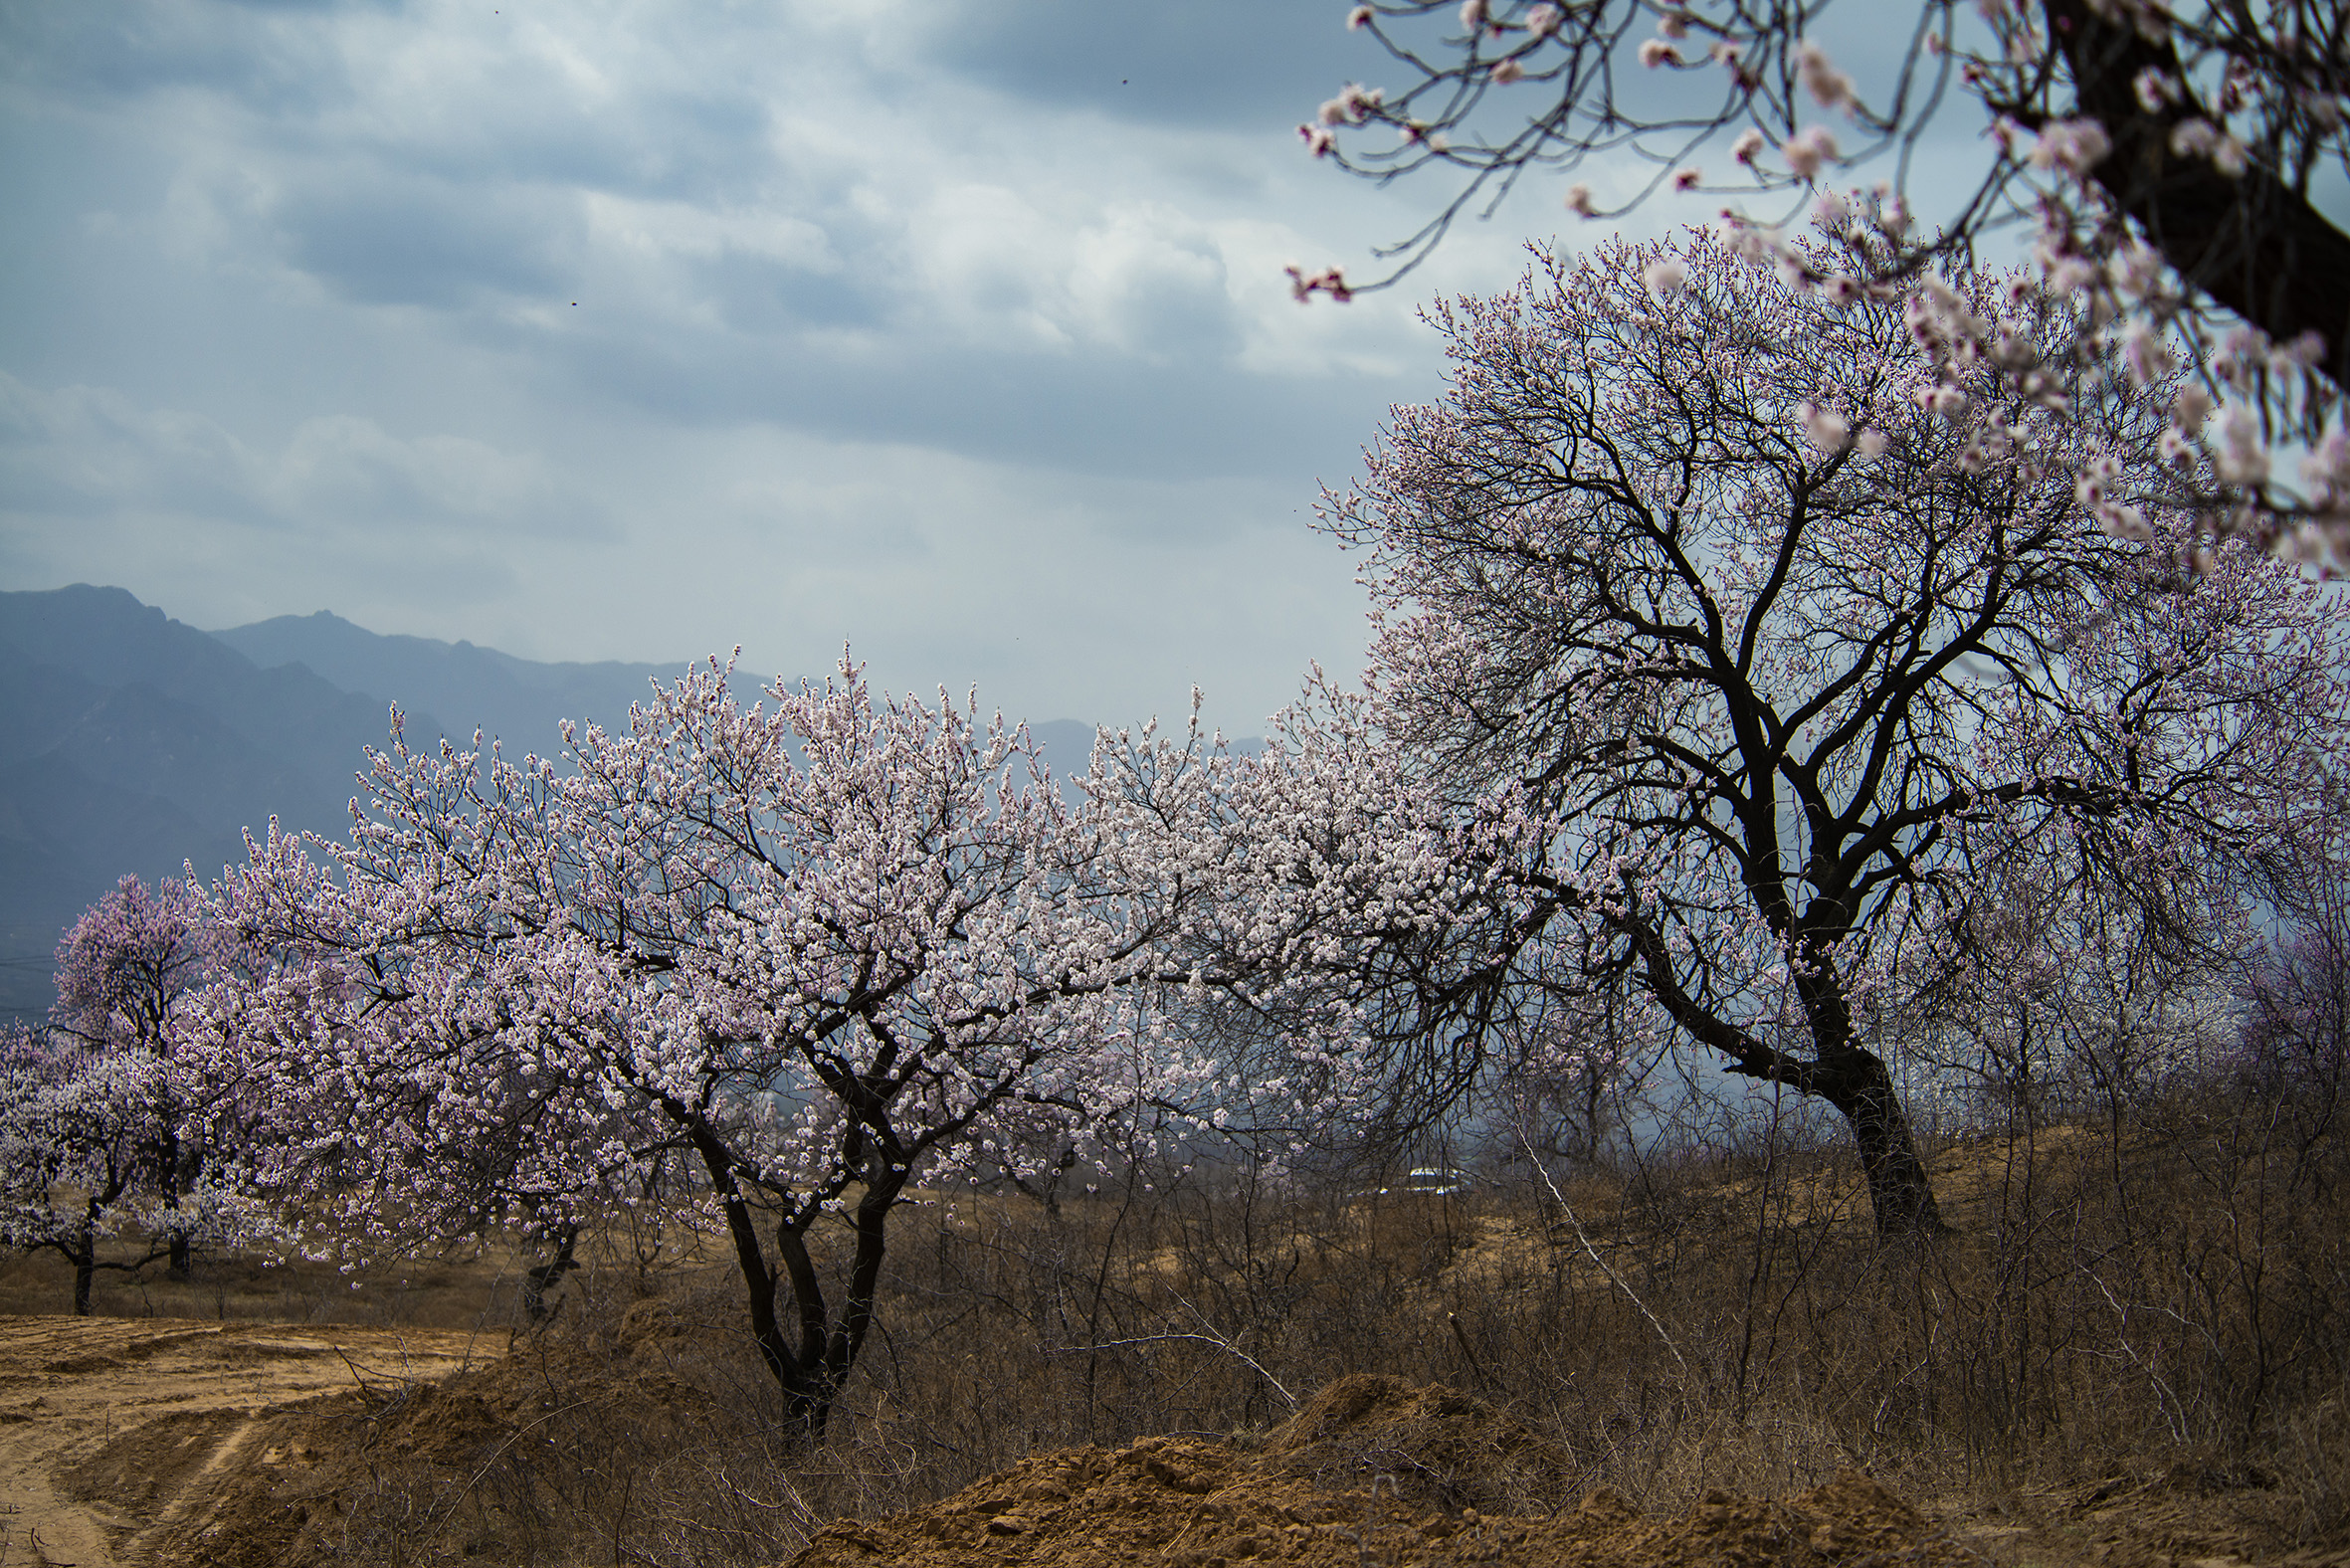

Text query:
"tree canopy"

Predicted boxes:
[[1311, 232, 2348, 1231]]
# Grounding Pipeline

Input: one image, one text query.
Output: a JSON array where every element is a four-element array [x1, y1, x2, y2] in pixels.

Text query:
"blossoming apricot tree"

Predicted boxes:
[[0, 1026, 176, 1313], [192, 661, 1417, 1432], [0, 875, 241, 1313], [49, 875, 219, 1275], [1312, 234, 2348, 1233]]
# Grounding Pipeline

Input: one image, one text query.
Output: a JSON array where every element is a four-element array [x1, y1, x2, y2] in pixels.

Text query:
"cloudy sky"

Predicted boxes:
[[0, 0, 1972, 733]]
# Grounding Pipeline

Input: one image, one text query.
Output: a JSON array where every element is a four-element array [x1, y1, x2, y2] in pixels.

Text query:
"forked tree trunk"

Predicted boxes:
[[770, 1182, 901, 1438], [690, 1122, 903, 1443]]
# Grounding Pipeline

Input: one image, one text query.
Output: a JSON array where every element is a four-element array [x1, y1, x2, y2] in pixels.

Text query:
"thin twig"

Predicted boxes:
[[332, 1343, 393, 1403], [1446, 1310, 1492, 1393], [1046, 1332, 1297, 1411], [1520, 1128, 1690, 1382]]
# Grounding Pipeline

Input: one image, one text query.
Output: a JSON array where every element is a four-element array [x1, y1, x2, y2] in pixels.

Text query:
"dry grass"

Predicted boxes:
[[24, 1067, 2350, 1566]]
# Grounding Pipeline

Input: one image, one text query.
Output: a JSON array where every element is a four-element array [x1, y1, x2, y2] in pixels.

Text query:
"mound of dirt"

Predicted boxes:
[[1260, 1371, 1577, 1514], [138, 1332, 721, 1568], [785, 1390, 1974, 1568]]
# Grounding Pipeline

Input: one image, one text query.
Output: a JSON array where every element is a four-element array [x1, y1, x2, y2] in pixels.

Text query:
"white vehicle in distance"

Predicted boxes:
[[1377, 1166, 1472, 1197]]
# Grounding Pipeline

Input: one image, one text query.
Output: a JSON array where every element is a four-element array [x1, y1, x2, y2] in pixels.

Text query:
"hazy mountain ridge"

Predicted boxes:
[[202, 614, 1205, 775], [0, 585, 1236, 1023], [0, 586, 456, 1022], [208, 610, 712, 760]]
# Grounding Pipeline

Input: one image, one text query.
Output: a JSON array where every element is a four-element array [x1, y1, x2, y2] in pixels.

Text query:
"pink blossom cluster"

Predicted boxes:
[[1306, 0, 2349, 561], [51, 874, 217, 1055]]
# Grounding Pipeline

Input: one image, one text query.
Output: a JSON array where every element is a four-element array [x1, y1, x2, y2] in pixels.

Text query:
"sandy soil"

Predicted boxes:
[[0, 1314, 498, 1567], [786, 1375, 1981, 1568]]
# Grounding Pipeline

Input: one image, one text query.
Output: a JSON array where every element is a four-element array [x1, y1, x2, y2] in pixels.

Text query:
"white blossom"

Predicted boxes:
[[2029, 117, 2112, 176], [2170, 117, 2222, 156], [2133, 68, 2178, 111], [2215, 405, 2269, 483], [1799, 400, 1852, 454], [2122, 322, 2176, 386], [1795, 41, 1856, 109], [1783, 125, 1839, 179]]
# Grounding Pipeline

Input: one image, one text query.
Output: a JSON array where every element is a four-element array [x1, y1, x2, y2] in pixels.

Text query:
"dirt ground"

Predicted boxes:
[[0, 1316, 2339, 1567], [785, 1373, 1994, 1568], [783, 1371, 2350, 1568], [0, 1314, 499, 1567]]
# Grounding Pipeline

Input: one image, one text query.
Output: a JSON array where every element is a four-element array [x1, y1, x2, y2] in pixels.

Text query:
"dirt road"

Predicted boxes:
[[0, 1315, 496, 1568]]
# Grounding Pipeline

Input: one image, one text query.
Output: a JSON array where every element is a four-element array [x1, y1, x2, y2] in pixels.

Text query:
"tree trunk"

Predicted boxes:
[[687, 1122, 857, 1442], [1795, 965, 1945, 1238], [821, 1180, 901, 1400], [72, 1239, 96, 1316], [163, 1132, 198, 1278], [774, 1223, 843, 1438], [682, 1113, 907, 1441], [1812, 1044, 1945, 1238], [1627, 915, 1948, 1237], [521, 1223, 580, 1322]]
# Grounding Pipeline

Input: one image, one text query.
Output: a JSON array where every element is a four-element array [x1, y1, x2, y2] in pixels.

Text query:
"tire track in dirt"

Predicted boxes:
[[136, 1414, 259, 1550], [0, 1317, 498, 1567]]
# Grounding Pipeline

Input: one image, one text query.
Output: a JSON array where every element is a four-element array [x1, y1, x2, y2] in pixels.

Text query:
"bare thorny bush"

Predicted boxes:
[[219, 1055, 2345, 1567]]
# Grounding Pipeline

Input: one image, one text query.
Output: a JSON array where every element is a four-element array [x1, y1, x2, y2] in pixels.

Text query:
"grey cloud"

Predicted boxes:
[[274, 171, 583, 307], [11, 0, 1411, 416], [0, 2, 366, 117], [0, 372, 614, 542], [923, 0, 1354, 130], [0, 377, 269, 521], [4, 2, 784, 203], [525, 326, 1379, 489], [0, 0, 1446, 729], [694, 253, 885, 337]]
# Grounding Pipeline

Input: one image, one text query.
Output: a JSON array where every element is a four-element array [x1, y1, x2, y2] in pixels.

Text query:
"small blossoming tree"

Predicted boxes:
[[49, 875, 219, 1275], [0, 1025, 177, 1313], [194, 661, 1315, 1433]]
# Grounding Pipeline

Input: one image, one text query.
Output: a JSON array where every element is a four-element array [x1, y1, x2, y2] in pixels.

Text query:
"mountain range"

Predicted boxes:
[[0, 585, 1114, 1025]]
